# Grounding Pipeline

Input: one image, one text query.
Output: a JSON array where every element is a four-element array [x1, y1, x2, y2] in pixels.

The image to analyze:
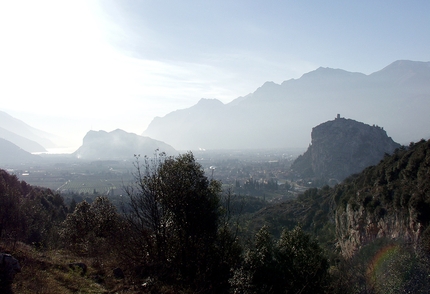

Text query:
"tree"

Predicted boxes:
[[61, 196, 121, 257], [61, 201, 93, 254], [231, 226, 329, 293], [0, 171, 25, 242], [123, 151, 232, 291], [275, 226, 329, 293], [0, 170, 67, 248], [230, 226, 279, 293]]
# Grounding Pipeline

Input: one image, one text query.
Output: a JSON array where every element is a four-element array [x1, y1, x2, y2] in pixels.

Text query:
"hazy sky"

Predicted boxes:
[[1, 1, 429, 148]]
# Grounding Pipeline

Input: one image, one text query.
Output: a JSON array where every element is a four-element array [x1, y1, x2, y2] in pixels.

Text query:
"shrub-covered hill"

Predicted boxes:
[[0, 169, 68, 246], [246, 139, 430, 258], [2, 140, 430, 293]]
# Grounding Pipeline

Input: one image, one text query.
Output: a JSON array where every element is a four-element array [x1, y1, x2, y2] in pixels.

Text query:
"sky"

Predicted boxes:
[[1, 0, 429, 149]]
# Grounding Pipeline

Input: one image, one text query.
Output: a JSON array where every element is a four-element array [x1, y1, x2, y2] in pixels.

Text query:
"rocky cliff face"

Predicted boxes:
[[335, 202, 423, 258], [291, 117, 401, 182]]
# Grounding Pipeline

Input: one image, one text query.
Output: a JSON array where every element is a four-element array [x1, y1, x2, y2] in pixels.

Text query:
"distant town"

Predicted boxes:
[[6, 148, 311, 206]]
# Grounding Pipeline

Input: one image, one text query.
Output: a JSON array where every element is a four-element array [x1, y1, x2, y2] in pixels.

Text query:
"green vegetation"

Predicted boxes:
[[2, 140, 430, 293], [58, 179, 118, 196], [231, 226, 329, 293]]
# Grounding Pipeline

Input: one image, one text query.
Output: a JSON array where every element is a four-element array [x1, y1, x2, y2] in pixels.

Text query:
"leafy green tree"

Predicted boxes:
[[61, 201, 93, 254], [123, 151, 238, 291], [61, 196, 121, 257], [231, 226, 329, 293], [230, 226, 279, 293], [0, 170, 31, 243], [275, 226, 329, 293]]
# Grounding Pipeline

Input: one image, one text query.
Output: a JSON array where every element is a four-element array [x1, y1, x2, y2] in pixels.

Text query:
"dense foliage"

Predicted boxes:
[[121, 151, 240, 292], [0, 170, 67, 247], [3, 139, 430, 293], [334, 139, 430, 218], [231, 226, 329, 293]]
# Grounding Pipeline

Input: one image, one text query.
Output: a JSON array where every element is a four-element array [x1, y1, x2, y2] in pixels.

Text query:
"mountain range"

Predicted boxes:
[[0, 111, 58, 152], [0, 110, 177, 163], [142, 60, 430, 150], [1, 60, 429, 156], [0, 138, 41, 165]]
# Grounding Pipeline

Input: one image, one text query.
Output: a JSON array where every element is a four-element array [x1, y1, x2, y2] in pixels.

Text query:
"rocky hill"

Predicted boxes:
[[142, 60, 430, 150], [73, 129, 177, 160], [291, 116, 401, 183]]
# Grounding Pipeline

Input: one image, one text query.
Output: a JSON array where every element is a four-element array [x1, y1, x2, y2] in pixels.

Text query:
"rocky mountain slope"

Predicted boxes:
[[247, 139, 430, 259], [334, 139, 430, 258], [291, 116, 401, 182], [142, 60, 430, 150], [73, 129, 177, 160]]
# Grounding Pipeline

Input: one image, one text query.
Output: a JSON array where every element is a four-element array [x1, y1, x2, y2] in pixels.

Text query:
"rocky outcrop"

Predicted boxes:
[[0, 253, 21, 286], [291, 116, 401, 182], [73, 129, 177, 160], [333, 139, 430, 258], [335, 203, 423, 258]]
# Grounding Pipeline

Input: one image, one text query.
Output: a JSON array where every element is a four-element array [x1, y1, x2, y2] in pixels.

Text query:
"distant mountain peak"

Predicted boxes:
[[196, 98, 224, 107], [370, 60, 430, 84], [75, 129, 177, 160], [300, 67, 365, 79], [197, 98, 222, 103], [257, 81, 280, 90], [373, 60, 430, 75], [291, 117, 401, 182], [384, 59, 430, 69]]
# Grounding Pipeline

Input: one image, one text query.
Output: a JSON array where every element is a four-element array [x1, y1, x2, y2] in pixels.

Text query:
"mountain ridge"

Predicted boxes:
[[0, 127, 47, 153], [142, 60, 430, 150], [0, 138, 41, 165], [0, 111, 58, 150]]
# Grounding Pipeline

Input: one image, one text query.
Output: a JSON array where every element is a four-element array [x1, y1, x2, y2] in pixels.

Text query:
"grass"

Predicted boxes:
[[0, 241, 140, 294]]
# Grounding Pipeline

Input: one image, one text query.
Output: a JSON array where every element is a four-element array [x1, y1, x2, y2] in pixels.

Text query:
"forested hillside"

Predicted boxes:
[[245, 139, 430, 292], [0, 153, 332, 293], [1, 140, 430, 293], [0, 169, 67, 246], [334, 139, 430, 257]]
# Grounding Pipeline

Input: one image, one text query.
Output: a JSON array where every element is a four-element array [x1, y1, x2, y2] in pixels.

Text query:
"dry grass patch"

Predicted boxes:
[[1, 242, 125, 294]]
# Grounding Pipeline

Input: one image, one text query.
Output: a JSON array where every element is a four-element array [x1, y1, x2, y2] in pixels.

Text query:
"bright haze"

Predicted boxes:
[[1, 1, 429, 150]]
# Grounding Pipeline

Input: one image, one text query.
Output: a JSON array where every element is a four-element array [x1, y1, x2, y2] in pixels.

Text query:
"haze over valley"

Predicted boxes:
[[1, 60, 430, 156], [2, 1, 429, 150], [1, 2, 430, 292]]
